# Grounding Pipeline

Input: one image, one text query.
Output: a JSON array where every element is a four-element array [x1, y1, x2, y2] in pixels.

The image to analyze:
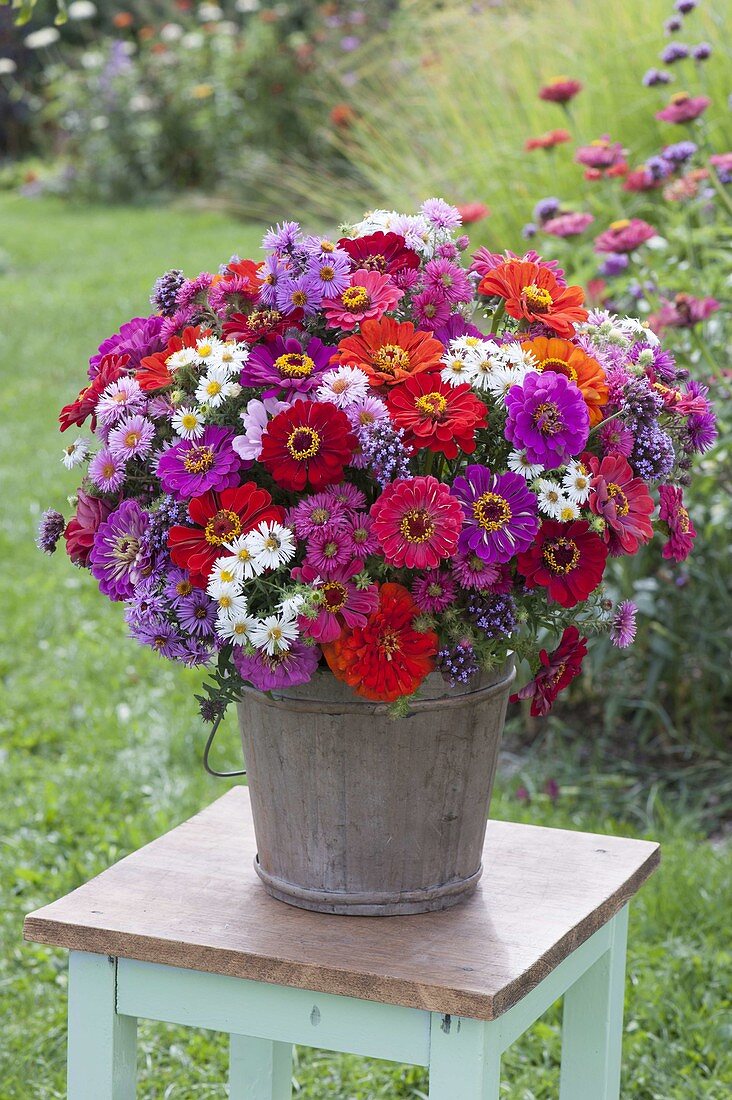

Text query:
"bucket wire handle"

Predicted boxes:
[[202, 711, 247, 779]]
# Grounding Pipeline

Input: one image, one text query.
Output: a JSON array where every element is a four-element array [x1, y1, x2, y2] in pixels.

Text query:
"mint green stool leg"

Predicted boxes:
[[428, 1014, 501, 1099], [559, 906, 629, 1100], [229, 1034, 292, 1099], [67, 952, 137, 1100]]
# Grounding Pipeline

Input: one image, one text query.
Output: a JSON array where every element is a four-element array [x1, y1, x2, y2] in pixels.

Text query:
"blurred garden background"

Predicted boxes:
[[1, 0, 730, 1096]]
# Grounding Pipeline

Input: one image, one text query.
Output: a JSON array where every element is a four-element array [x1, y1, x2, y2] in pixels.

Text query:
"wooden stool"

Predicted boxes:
[[24, 787, 659, 1099]]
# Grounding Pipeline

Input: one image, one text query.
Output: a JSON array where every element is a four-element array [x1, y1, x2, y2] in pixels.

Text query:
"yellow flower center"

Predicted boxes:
[[607, 483, 629, 517], [218, 568, 236, 584], [181, 413, 199, 430], [341, 286, 371, 311], [275, 352, 315, 378], [197, 343, 213, 358], [183, 445, 215, 474], [523, 284, 553, 313], [415, 391, 448, 418], [378, 628, 400, 661], [176, 579, 193, 597], [473, 491, 511, 532], [319, 265, 335, 282], [322, 580, 348, 613], [533, 401, 562, 436], [372, 343, 409, 375], [206, 380, 222, 397], [677, 506, 690, 533], [671, 91, 690, 104], [286, 426, 321, 461], [539, 356, 578, 383], [233, 622, 250, 636], [204, 509, 242, 546], [610, 219, 631, 231], [124, 430, 141, 448], [399, 508, 436, 543], [291, 290, 308, 308], [543, 537, 580, 575]]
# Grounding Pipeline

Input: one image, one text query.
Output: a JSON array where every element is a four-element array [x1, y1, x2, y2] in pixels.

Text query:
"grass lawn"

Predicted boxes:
[[0, 194, 730, 1099]]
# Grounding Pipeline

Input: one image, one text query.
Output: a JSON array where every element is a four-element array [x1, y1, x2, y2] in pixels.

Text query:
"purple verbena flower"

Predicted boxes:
[[692, 42, 712, 61], [438, 642, 480, 687], [360, 419, 411, 486], [150, 269, 186, 316], [643, 68, 673, 87], [467, 592, 517, 639], [661, 42, 690, 64], [598, 253, 629, 278]]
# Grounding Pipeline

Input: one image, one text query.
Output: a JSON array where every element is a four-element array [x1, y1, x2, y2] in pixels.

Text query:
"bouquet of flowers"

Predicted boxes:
[[39, 199, 715, 721]]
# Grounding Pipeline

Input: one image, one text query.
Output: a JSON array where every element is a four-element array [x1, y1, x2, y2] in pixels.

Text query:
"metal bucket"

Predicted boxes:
[[237, 657, 515, 916]]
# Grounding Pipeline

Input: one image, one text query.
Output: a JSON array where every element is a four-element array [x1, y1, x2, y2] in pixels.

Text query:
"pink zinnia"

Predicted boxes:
[[542, 212, 595, 238], [539, 78, 582, 104], [658, 485, 696, 562], [370, 475, 463, 570], [649, 293, 720, 331], [470, 247, 567, 286], [299, 567, 379, 644], [575, 137, 625, 170], [411, 570, 457, 613], [656, 93, 710, 124], [594, 219, 656, 254], [322, 269, 403, 331]]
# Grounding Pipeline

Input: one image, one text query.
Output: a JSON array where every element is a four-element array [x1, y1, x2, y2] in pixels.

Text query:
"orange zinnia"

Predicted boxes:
[[333, 317, 444, 387], [322, 582, 438, 702], [136, 326, 210, 392], [478, 260, 588, 338], [521, 336, 608, 426]]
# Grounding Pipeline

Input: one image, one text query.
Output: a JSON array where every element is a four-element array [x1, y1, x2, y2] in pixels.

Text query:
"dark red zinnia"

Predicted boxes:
[[586, 454, 654, 556], [167, 483, 284, 588], [510, 626, 588, 717], [260, 400, 357, 492], [222, 307, 301, 344], [63, 490, 114, 567], [337, 231, 420, 276], [59, 353, 129, 433], [517, 519, 608, 608], [386, 373, 488, 459]]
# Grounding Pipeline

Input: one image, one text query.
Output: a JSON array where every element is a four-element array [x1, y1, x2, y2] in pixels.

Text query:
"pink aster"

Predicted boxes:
[[594, 219, 657, 254], [412, 287, 452, 329], [288, 492, 349, 539], [411, 569, 457, 613], [542, 212, 595, 238], [344, 510, 379, 557], [599, 420, 635, 458], [107, 413, 155, 460], [88, 447, 126, 493], [658, 484, 696, 561], [422, 258, 473, 305], [305, 525, 359, 576], [656, 93, 710, 124], [450, 551, 502, 591], [95, 376, 146, 427], [321, 269, 403, 331]]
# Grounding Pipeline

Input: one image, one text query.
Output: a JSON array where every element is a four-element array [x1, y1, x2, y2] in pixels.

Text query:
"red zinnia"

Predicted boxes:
[[334, 317, 445, 387], [59, 353, 128, 433], [260, 400, 357, 492], [323, 582, 438, 702], [136, 325, 211, 392], [64, 490, 114, 567], [538, 78, 582, 104], [586, 454, 654, 556], [337, 231, 420, 276], [478, 260, 588, 338], [370, 476, 463, 570], [168, 484, 284, 588], [510, 626, 588, 717], [524, 128, 571, 151], [658, 484, 696, 562], [224, 258, 263, 295], [517, 519, 608, 608], [222, 307, 298, 344], [386, 373, 488, 458]]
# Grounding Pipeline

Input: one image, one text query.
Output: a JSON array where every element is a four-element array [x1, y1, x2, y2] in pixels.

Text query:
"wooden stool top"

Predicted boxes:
[[24, 787, 659, 1020]]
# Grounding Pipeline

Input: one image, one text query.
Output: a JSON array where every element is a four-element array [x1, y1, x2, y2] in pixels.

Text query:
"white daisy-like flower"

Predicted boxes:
[[166, 347, 198, 372], [215, 610, 258, 646], [508, 450, 544, 480], [171, 405, 206, 440], [557, 499, 580, 522], [209, 555, 244, 587], [223, 534, 264, 579], [440, 347, 472, 387], [195, 365, 241, 408], [534, 478, 566, 520], [247, 521, 296, 571], [217, 340, 249, 374], [211, 589, 249, 617], [618, 316, 660, 346], [562, 460, 592, 505], [279, 592, 307, 618], [194, 336, 225, 364], [450, 335, 485, 354], [62, 438, 89, 469], [484, 364, 526, 400], [250, 613, 299, 656], [316, 366, 370, 409]]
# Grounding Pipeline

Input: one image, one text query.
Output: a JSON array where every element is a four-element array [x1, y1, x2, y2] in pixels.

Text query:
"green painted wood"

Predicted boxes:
[[67, 952, 137, 1100], [116, 958, 431, 1066], [229, 1035, 293, 1100], [428, 1014, 501, 1099], [559, 905, 629, 1100]]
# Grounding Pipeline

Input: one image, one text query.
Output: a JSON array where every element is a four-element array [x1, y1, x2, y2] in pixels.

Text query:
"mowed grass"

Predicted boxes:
[[0, 195, 730, 1098]]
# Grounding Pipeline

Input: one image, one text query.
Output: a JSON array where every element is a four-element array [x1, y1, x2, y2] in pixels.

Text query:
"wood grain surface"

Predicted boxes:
[[23, 787, 660, 1020]]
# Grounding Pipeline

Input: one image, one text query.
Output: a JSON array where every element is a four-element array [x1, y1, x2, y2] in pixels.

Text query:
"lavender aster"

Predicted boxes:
[[533, 196, 561, 224], [177, 589, 218, 638], [150, 269, 186, 316], [692, 42, 712, 61], [36, 509, 65, 554], [129, 614, 188, 660], [610, 600, 638, 648], [662, 140, 697, 166], [598, 253, 629, 278]]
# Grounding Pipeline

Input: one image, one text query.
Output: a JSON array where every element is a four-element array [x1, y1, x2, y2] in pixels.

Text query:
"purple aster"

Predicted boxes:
[[163, 564, 196, 606], [89, 315, 165, 379], [36, 509, 65, 554], [323, 482, 366, 514], [258, 254, 287, 307], [692, 42, 712, 61], [610, 600, 637, 648], [176, 273, 214, 311], [393, 266, 421, 291], [129, 614, 188, 660], [599, 420, 635, 458], [451, 551, 503, 591], [436, 242, 460, 261], [156, 426, 240, 499], [177, 589, 217, 638], [88, 447, 126, 493], [233, 639, 320, 692], [124, 576, 168, 628], [275, 272, 323, 316], [685, 411, 717, 453], [598, 253, 629, 278], [412, 288, 452, 330], [306, 249, 351, 299], [107, 414, 156, 461], [160, 306, 199, 344], [150, 269, 186, 316], [450, 465, 539, 565], [305, 526, 355, 576], [533, 196, 561, 224], [643, 68, 673, 87], [262, 220, 302, 253], [288, 492, 348, 539], [663, 140, 697, 166], [421, 198, 462, 229], [438, 641, 480, 687], [95, 376, 146, 427], [180, 639, 215, 668], [360, 419, 411, 486], [422, 258, 472, 305], [345, 511, 379, 557], [646, 154, 673, 181], [675, 0, 696, 12], [505, 373, 590, 468], [432, 315, 484, 344], [411, 570, 456, 613], [90, 499, 150, 601], [661, 42, 690, 63], [467, 592, 516, 639], [241, 336, 332, 396]]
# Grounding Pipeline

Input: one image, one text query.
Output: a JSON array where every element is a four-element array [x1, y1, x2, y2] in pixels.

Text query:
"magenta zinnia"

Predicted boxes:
[[504, 372, 589, 468], [157, 425, 240, 499], [370, 475, 463, 570]]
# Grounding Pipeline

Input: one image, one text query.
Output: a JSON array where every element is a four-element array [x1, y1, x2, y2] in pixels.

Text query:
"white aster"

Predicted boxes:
[[279, 592, 307, 618], [209, 556, 244, 587], [247, 521, 296, 571], [562, 460, 592, 505], [62, 438, 89, 469], [534, 478, 567, 520], [316, 365, 370, 408], [194, 336, 226, 364], [508, 450, 544, 480], [171, 405, 206, 440], [250, 613, 299, 656], [440, 347, 472, 387], [557, 499, 580, 522], [211, 589, 249, 617], [218, 340, 249, 374], [195, 365, 241, 408], [223, 534, 264, 579], [166, 348, 197, 373], [215, 610, 258, 646], [484, 364, 526, 400]]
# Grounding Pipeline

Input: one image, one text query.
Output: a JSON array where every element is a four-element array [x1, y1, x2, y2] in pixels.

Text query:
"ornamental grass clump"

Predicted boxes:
[[41, 200, 715, 721]]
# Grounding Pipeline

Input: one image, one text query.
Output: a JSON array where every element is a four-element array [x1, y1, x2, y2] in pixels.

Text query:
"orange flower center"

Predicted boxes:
[[539, 356, 578, 383], [124, 429, 142, 448], [610, 219, 631, 231], [291, 290, 309, 308], [322, 581, 348, 612], [522, 284, 553, 313], [286, 426, 321, 461], [101, 462, 116, 479], [400, 508, 436, 543], [607, 483, 629, 517], [415, 391, 448, 418], [341, 286, 371, 311], [205, 509, 242, 546], [473, 491, 511, 532], [677, 505, 690, 533], [361, 254, 386, 272], [543, 537, 580, 575], [372, 343, 409, 375], [671, 91, 690, 104], [183, 445, 215, 474], [378, 628, 401, 661], [533, 401, 562, 436], [275, 352, 315, 377]]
